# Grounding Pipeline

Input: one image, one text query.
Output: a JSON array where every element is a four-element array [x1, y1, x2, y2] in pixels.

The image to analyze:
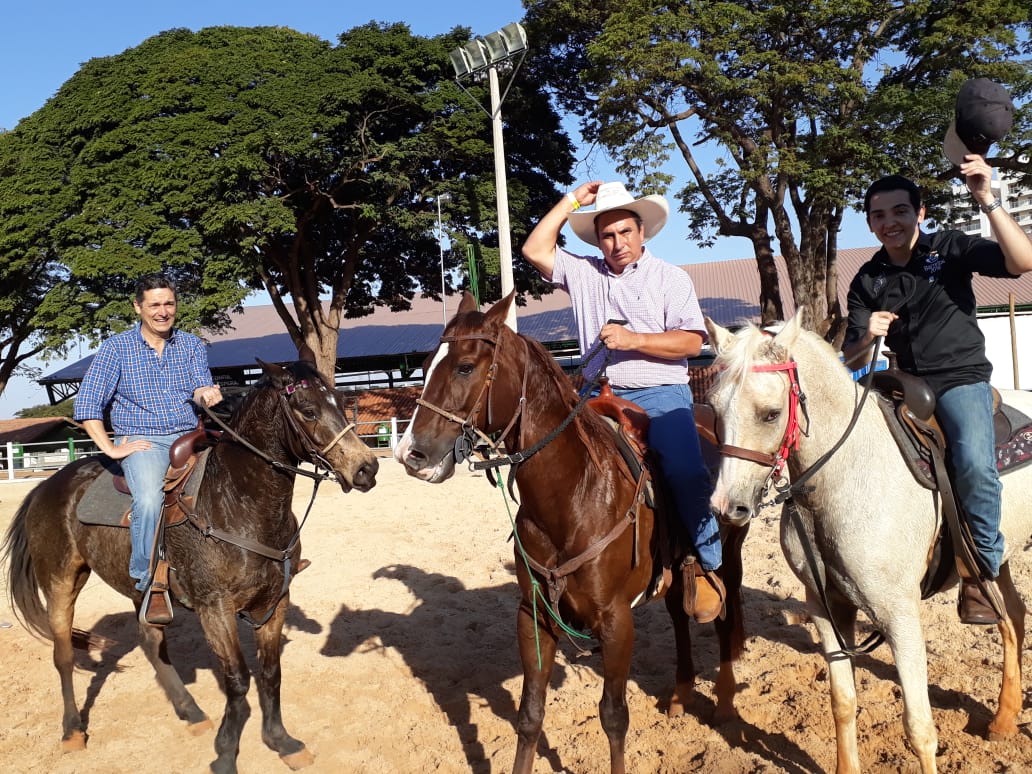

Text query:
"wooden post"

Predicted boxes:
[[1009, 293, 1019, 389]]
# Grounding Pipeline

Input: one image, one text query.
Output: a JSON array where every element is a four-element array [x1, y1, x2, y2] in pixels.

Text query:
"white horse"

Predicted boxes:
[[704, 310, 1032, 774]]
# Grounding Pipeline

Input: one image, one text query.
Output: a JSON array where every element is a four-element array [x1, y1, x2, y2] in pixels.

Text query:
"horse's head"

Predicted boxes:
[[705, 311, 809, 525], [395, 290, 522, 482], [256, 355, 379, 493]]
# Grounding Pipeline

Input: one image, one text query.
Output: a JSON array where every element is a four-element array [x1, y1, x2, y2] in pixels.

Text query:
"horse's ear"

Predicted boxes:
[[298, 345, 317, 365], [256, 357, 289, 379], [774, 306, 806, 349], [706, 317, 732, 354], [457, 291, 478, 316], [483, 290, 516, 331]]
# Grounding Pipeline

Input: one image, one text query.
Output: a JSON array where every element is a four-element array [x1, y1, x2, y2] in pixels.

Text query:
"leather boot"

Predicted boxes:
[[957, 578, 1000, 625], [682, 558, 726, 624]]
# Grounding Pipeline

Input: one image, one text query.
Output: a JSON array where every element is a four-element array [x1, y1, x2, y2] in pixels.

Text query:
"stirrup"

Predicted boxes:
[[140, 581, 173, 627]]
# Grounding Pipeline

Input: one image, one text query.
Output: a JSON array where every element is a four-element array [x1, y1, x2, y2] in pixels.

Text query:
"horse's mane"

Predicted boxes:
[[518, 332, 616, 454], [223, 360, 325, 429], [712, 320, 854, 399], [713, 323, 790, 390]]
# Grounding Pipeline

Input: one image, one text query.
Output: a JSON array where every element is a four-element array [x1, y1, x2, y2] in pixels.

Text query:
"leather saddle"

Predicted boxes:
[[864, 368, 1032, 597], [79, 428, 220, 528], [866, 368, 1032, 488]]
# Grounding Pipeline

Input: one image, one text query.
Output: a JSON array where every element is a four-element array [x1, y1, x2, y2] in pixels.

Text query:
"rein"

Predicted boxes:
[[419, 325, 635, 657], [191, 378, 353, 628], [720, 338, 886, 655], [415, 330, 610, 477]]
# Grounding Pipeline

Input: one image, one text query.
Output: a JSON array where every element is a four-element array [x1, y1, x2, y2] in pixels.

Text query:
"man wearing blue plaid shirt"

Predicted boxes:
[[75, 274, 223, 624]]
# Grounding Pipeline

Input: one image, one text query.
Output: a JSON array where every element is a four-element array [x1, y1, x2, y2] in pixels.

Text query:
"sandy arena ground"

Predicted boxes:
[[2, 458, 1032, 773]]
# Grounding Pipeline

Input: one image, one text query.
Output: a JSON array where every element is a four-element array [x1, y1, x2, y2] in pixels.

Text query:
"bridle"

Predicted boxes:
[[192, 372, 357, 628], [415, 329, 530, 465], [415, 327, 610, 485], [200, 376, 355, 483], [718, 359, 809, 505], [716, 344, 887, 655]]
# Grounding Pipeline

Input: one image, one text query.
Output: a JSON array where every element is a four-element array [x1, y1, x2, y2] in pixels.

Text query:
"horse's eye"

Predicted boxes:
[[457, 363, 475, 376], [295, 405, 319, 422], [763, 409, 781, 423]]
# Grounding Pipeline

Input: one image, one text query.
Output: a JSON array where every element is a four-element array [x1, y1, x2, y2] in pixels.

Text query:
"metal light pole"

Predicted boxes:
[[449, 22, 528, 332], [436, 193, 451, 327], [487, 66, 515, 329]]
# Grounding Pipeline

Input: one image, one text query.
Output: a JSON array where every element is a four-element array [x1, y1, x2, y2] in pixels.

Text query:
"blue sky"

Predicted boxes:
[[0, 1, 874, 416]]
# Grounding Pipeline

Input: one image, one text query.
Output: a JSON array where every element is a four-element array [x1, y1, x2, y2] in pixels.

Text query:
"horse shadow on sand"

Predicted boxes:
[[316, 562, 896, 773]]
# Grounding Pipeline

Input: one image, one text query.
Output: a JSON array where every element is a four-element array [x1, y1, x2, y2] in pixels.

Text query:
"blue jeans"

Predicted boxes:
[[120, 434, 178, 591], [611, 384, 721, 571], [936, 382, 1003, 578]]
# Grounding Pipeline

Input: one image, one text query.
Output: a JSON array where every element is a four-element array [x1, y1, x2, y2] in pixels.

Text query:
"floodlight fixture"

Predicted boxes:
[[449, 48, 471, 79], [483, 23, 528, 61]]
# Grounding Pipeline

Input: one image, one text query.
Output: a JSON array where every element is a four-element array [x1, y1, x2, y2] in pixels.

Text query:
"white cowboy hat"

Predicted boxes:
[[568, 182, 669, 247]]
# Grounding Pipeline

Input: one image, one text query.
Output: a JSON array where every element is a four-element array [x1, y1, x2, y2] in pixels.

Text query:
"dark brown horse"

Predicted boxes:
[[2, 353, 378, 774], [395, 292, 745, 774]]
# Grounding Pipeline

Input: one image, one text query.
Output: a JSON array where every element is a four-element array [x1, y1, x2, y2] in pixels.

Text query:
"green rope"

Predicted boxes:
[[486, 468, 591, 670]]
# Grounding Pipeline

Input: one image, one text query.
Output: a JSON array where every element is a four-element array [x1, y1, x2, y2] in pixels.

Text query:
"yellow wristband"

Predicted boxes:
[[566, 192, 581, 210]]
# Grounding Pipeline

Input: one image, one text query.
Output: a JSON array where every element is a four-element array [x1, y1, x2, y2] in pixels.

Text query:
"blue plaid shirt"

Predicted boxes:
[[74, 324, 214, 436]]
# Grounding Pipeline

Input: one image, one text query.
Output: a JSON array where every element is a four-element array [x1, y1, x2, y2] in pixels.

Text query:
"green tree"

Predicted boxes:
[[523, 0, 1032, 338], [16, 398, 75, 419], [0, 24, 573, 381], [0, 128, 87, 399]]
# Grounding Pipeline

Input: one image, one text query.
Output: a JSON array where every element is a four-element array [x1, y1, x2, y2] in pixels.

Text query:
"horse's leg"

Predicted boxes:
[[597, 604, 634, 774], [807, 595, 862, 774], [47, 567, 91, 751], [663, 587, 696, 717], [881, 608, 937, 774], [135, 618, 213, 733], [253, 596, 312, 770], [988, 563, 1025, 740], [196, 603, 252, 774], [712, 522, 748, 723], [512, 601, 559, 774]]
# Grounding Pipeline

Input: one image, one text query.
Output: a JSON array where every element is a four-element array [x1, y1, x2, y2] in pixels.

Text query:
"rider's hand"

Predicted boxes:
[[194, 385, 223, 407], [106, 437, 152, 460], [867, 311, 898, 339]]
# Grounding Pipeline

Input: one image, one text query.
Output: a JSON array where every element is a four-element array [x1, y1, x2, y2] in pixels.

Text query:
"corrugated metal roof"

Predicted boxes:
[[41, 246, 1032, 383], [0, 417, 81, 444]]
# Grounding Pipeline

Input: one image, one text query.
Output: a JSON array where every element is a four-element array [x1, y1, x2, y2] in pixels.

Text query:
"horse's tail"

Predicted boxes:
[[1, 495, 53, 641]]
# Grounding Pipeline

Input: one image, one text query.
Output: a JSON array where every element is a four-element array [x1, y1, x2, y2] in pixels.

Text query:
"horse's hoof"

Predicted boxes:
[[281, 746, 315, 770], [987, 720, 1018, 741], [188, 716, 215, 736], [712, 705, 739, 725], [61, 730, 87, 752]]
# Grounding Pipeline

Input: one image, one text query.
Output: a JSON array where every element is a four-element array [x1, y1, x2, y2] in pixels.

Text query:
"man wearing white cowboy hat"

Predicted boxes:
[[522, 180, 725, 623]]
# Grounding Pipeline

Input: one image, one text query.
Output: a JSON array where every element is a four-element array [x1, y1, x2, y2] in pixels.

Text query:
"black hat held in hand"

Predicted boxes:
[[943, 78, 1014, 166]]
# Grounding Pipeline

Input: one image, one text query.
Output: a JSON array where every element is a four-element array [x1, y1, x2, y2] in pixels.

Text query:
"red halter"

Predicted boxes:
[[718, 359, 804, 492]]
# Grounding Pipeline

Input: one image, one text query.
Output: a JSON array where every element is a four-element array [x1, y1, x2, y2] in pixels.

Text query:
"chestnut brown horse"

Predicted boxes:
[[2, 353, 378, 774], [395, 291, 746, 774]]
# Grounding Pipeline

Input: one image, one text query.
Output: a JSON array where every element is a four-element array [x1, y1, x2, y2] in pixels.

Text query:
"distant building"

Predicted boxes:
[[947, 169, 1032, 239]]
